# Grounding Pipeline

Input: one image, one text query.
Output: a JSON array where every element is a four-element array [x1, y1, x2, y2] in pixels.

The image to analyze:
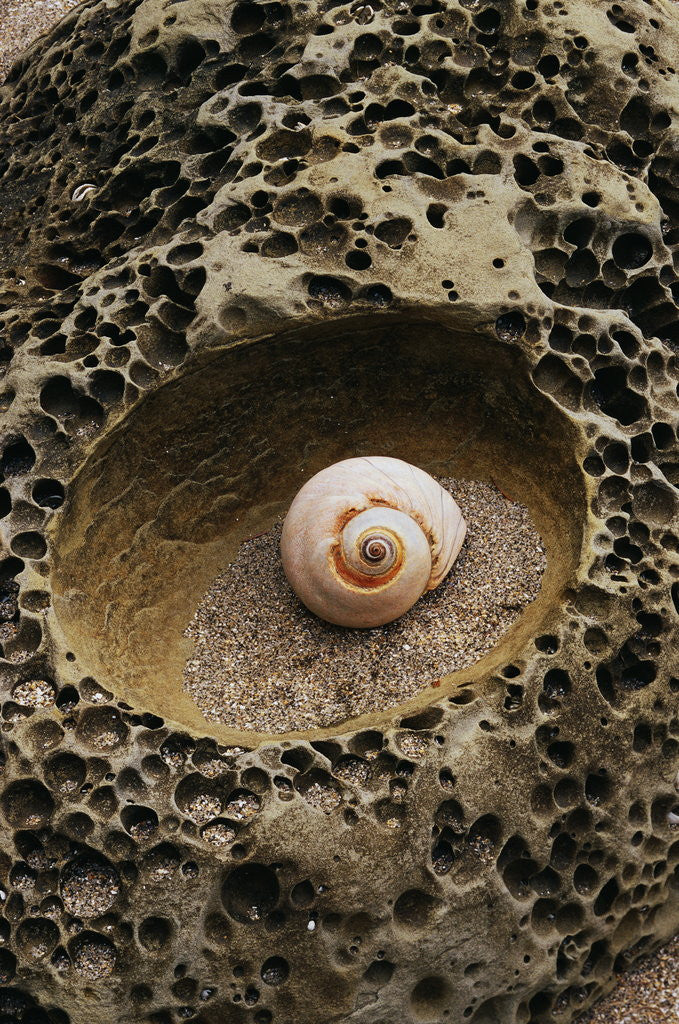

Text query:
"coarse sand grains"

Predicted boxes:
[[0, 0, 81, 82], [576, 934, 679, 1024], [183, 478, 546, 733]]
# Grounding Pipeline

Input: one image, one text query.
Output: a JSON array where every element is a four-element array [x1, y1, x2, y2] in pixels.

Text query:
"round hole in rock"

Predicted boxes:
[[11, 531, 47, 560], [612, 231, 653, 269], [50, 317, 584, 742], [222, 863, 279, 924], [32, 478, 65, 509], [410, 975, 452, 1020]]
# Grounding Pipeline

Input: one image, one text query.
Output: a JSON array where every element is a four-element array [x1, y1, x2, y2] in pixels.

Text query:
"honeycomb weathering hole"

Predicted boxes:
[[49, 317, 584, 741]]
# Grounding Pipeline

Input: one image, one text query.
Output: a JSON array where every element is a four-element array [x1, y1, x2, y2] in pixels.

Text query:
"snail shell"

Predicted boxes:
[[280, 456, 466, 627], [71, 183, 97, 202]]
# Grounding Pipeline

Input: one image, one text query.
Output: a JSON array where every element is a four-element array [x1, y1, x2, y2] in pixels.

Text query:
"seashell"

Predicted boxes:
[[280, 456, 466, 628], [71, 183, 97, 202]]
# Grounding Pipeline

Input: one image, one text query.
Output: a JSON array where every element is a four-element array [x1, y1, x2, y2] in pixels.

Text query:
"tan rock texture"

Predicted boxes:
[[0, 0, 677, 1022]]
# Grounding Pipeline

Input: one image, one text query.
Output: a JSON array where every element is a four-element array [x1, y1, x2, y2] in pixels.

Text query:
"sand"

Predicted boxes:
[[577, 935, 679, 1023], [183, 478, 546, 733], [0, 0, 81, 82]]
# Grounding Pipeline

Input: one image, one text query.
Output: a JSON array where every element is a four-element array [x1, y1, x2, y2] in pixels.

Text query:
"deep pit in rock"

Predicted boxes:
[[50, 319, 581, 740]]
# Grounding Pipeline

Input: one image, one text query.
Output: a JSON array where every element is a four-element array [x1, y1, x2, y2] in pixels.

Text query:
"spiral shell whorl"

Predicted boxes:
[[360, 533, 395, 569], [333, 505, 431, 599], [281, 457, 466, 628], [342, 521, 401, 581]]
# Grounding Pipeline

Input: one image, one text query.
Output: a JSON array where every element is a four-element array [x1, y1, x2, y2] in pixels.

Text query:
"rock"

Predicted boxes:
[[0, 0, 677, 1021]]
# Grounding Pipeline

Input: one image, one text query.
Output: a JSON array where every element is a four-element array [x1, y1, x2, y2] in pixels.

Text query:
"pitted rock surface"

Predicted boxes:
[[0, 0, 678, 1022]]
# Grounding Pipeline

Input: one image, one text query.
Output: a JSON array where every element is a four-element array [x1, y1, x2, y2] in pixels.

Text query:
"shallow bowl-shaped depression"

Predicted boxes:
[[49, 314, 586, 742]]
